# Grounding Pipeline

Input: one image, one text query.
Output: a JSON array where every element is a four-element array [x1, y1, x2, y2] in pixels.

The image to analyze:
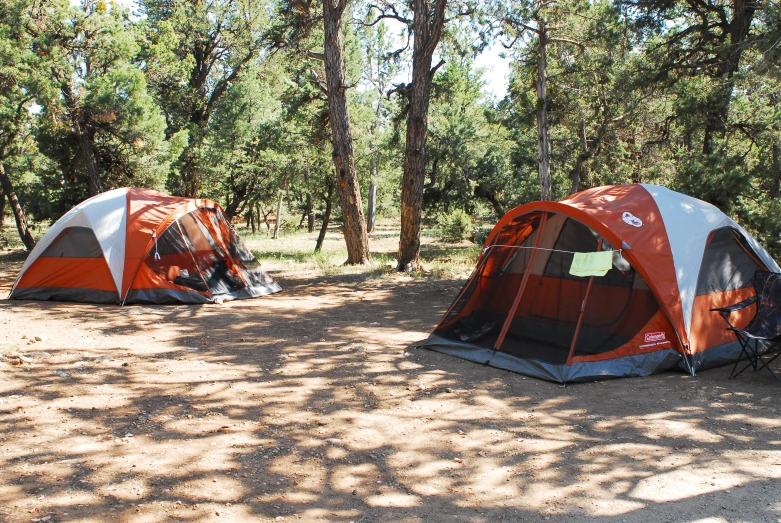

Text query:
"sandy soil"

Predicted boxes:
[[1, 248, 781, 523]]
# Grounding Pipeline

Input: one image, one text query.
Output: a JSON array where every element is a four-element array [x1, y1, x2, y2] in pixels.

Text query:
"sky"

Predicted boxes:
[[474, 44, 512, 100]]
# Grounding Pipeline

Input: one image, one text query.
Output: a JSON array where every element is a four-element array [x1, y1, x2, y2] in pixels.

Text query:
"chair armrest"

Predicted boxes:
[[711, 295, 758, 314]]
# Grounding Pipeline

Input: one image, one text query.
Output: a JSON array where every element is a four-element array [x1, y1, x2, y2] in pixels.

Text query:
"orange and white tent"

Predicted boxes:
[[421, 184, 779, 383], [10, 188, 281, 304]]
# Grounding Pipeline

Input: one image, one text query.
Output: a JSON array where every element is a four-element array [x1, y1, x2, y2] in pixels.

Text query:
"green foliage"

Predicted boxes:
[[2, 0, 781, 263], [438, 209, 473, 242]]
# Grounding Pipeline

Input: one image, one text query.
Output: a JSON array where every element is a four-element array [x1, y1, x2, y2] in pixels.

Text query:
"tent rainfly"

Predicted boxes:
[[9, 188, 281, 304], [419, 184, 780, 383]]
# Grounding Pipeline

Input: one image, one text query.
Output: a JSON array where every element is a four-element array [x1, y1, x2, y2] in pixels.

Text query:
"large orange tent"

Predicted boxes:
[[419, 184, 779, 383], [9, 188, 281, 304]]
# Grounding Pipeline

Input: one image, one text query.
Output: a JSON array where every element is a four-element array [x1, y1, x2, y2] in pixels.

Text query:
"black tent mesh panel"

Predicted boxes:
[[40, 227, 103, 258], [696, 227, 765, 296]]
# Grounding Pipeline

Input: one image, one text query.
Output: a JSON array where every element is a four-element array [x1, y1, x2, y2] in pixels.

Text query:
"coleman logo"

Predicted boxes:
[[644, 332, 666, 343], [622, 212, 643, 227]]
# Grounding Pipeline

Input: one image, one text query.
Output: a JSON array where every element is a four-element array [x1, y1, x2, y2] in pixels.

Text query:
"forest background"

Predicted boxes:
[[1, 0, 780, 265]]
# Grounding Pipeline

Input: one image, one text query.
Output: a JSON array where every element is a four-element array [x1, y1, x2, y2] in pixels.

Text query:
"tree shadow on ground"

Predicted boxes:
[[1, 265, 780, 522]]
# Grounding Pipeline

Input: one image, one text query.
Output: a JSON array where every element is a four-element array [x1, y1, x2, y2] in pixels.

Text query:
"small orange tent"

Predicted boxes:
[[420, 184, 779, 383], [10, 188, 281, 304]]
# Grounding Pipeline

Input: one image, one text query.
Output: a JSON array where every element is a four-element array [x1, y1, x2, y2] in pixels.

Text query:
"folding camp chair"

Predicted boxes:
[[711, 271, 781, 383]]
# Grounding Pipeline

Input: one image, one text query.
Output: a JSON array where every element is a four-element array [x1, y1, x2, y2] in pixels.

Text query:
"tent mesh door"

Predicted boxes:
[[434, 213, 544, 348], [179, 211, 246, 295], [145, 220, 209, 292], [496, 217, 593, 364]]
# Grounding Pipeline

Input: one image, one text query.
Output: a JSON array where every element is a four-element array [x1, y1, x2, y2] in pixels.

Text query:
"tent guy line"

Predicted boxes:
[[484, 244, 624, 255]]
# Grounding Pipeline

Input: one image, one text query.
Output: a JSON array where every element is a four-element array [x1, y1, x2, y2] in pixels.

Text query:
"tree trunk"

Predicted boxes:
[[259, 204, 272, 234], [536, 20, 551, 201], [397, 0, 448, 271], [306, 194, 315, 233], [0, 187, 5, 227], [62, 84, 102, 196], [772, 138, 780, 198], [315, 180, 335, 252], [322, 0, 371, 265], [0, 162, 35, 250], [273, 189, 284, 240], [703, 0, 756, 155], [367, 181, 377, 233]]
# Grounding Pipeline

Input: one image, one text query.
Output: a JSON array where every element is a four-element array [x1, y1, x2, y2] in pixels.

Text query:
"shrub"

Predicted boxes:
[[438, 209, 473, 242]]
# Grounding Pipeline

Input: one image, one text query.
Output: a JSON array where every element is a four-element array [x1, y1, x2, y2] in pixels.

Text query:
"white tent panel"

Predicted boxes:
[[642, 184, 779, 336], [82, 188, 129, 294]]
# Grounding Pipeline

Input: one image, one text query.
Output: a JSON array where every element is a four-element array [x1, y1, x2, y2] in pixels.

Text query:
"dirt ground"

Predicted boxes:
[[1, 248, 781, 523]]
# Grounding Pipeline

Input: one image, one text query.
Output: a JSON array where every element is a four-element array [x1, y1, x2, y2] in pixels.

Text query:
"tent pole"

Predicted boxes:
[[493, 213, 548, 351], [565, 239, 602, 364]]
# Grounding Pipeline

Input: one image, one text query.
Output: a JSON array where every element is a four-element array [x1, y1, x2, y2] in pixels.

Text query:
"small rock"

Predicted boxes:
[[122, 362, 129, 367], [34, 336, 43, 342], [54, 370, 70, 378], [453, 458, 463, 463], [28, 352, 53, 359], [95, 355, 112, 362], [186, 347, 200, 352]]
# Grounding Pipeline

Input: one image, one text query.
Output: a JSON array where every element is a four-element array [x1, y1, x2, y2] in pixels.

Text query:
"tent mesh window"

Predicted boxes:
[[40, 227, 103, 258], [435, 213, 544, 349], [696, 227, 766, 296], [570, 254, 659, 358]]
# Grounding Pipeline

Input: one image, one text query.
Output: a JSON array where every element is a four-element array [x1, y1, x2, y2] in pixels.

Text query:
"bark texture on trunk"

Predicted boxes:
[[273, 189, 284, 240], [367, 182, 376, 233], [315, 180, 335, 252], [397, 0, 447, 271], [702, 0, 755, 155], [323, 0, 371, 265], [0, 187, 5, 227], [536, 20, 551, 201], [306, 193, 315, 233], [62, 84, 102, 196], [0, 162, 35, 250], [772, 138, 780, 198]]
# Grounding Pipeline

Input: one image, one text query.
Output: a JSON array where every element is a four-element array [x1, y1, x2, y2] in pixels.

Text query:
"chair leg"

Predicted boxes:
[[754, 342, 781, 384], [729, 336, 757, 380]]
